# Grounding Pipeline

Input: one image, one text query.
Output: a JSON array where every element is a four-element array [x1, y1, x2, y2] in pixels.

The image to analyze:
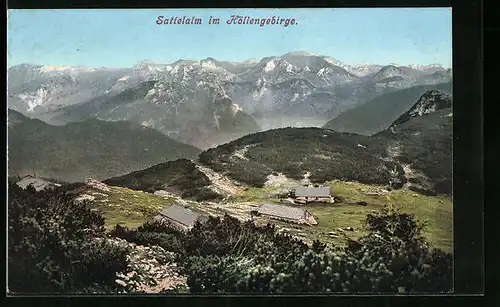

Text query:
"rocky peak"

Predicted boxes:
[[389, 90, 452, 130]]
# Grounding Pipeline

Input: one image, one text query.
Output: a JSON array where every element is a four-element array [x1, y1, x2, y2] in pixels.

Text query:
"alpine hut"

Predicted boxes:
[[294, 186, 331, 204]]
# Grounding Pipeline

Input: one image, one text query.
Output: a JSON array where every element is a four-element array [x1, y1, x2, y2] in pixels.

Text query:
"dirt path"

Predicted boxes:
[[195, 164, 244, 196]]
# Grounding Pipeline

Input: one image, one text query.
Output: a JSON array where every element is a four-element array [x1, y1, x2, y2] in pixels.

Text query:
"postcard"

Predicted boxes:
[[7, 8, 454, 295]]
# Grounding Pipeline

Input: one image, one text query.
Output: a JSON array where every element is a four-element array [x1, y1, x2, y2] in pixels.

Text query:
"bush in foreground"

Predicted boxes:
[[9, 181, 451, 294], [111, 208, 452, 294], [8, 183, 131, 294]]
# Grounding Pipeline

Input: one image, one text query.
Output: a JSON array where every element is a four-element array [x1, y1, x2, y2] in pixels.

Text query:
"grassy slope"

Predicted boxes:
[[7, 109, 28, 126], [323, 82, 452, 135], [80, 185, 177, 229], [77, 184, 211, 230], [8, 116, 201, 182], [201, 103, 452, 196], [233, 181, 452, 252], [74, 179, 451, 252]]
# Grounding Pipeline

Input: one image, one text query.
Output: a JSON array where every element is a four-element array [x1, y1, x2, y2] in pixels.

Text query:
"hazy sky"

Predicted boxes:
[[7, 8, 452, 68]]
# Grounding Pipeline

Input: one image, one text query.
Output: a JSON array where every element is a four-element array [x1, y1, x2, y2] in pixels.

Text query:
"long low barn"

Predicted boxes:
[[257, 204, 317, 225], [154, 205, 206, 231]]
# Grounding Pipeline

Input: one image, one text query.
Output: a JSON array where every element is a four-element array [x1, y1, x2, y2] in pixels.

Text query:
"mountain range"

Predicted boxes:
[[8, 52, 451, 148]]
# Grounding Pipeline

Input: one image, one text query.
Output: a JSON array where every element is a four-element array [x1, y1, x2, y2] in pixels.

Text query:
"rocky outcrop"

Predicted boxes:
[[102, 237, 187, 293], [85, 178, 110, 192], [389, 90, 452, 130]]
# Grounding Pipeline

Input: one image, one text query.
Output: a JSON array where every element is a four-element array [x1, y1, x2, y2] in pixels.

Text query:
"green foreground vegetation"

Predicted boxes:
[[65, 175, 452, 253], [80, 178, 452, 252], [83, 185, 177, 229], [8, 182, 452, 294]]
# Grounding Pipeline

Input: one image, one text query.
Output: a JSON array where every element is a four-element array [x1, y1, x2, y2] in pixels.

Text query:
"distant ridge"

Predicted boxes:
[[8, 116, 201, 182]]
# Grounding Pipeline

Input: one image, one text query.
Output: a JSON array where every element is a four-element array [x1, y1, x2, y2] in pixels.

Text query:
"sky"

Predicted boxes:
[[7, 8, 452, 68]]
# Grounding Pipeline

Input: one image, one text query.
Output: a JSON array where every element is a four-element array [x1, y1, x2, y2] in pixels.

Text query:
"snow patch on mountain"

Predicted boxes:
[[323, 57, 353, 72], [201, 60, 218, 70], [389, 90, 452, 129], [264, 60, 276, 72], [118, 75, 131, 82], [17, 88, 50, 112], [408, 90, 451, 117], [141, 119, 155, 127], [317, 68, 327, 77], [231, 103, 243, 116], [350, 63, 383, 76], [408, 64, 443, 71], [8, 52, 451, 134], [39, 66, 73, 73]]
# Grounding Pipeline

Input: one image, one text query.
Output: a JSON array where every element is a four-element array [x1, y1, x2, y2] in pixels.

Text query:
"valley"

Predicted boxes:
[[8, 52, 451, 148]]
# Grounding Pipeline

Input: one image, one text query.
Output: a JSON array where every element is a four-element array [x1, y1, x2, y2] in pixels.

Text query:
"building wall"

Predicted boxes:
[[261, 213, 302, 225], [305, 215, 318, 225], [296, 196, 331, 203], [302, 211, 317, 225], [162, 217, 192, 231]]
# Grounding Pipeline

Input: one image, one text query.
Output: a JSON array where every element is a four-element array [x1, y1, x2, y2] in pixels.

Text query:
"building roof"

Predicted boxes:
[[16, 176, 61, 192], [159, 205, 200, 227], [295, 187, 330, 197], [258, 204, 307, 221]]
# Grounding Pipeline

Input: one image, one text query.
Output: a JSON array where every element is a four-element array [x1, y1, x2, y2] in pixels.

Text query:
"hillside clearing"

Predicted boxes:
[[224, 180, 452, 252], [84, 185, 177, 229], [83, 177, 452, 252]]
